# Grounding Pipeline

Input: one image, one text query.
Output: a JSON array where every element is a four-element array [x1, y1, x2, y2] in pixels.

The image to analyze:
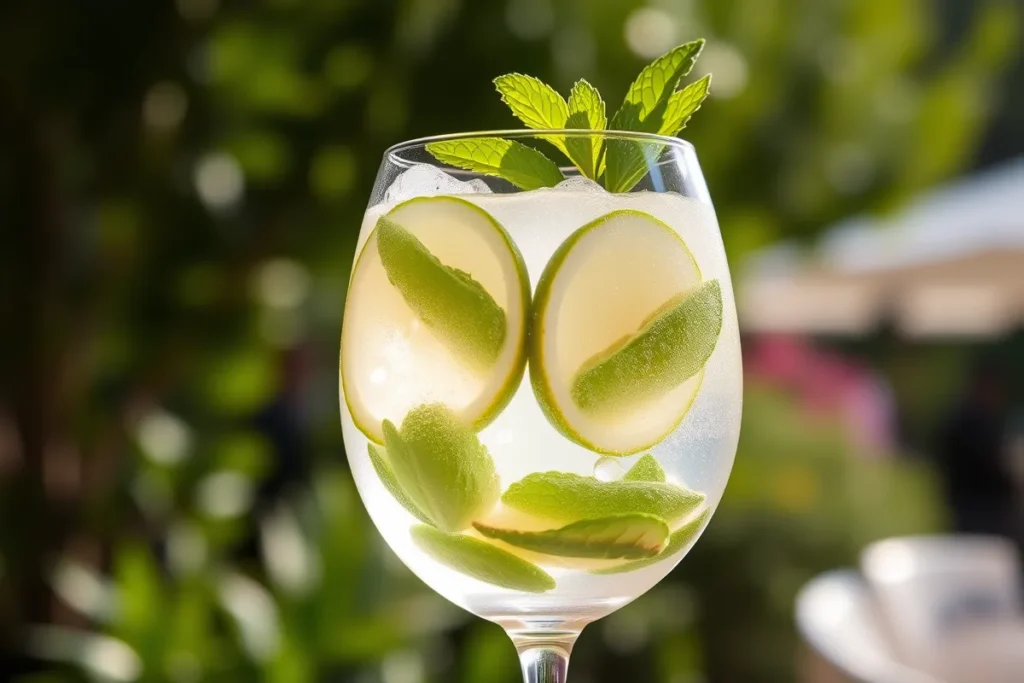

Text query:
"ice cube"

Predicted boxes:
[[383, 164, 492, 204], [553, 176, 607, 193]]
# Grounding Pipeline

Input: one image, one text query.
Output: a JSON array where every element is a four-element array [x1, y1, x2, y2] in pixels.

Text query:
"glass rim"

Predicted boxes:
[[384, 129, 695, 164]]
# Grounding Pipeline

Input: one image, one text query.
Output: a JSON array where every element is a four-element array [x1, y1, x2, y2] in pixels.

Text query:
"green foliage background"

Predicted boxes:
[[0, 0, 1018, 681]]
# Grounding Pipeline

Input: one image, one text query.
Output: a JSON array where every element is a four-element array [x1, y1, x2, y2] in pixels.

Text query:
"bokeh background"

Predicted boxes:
[[1, 0, 1022, 681]]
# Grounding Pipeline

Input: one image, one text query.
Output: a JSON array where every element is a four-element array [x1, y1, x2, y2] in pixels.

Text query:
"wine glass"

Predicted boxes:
[[340, 130, 741, 682]]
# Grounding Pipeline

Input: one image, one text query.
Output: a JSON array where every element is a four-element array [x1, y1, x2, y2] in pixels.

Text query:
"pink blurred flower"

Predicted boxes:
[[745, 335, 895, 454]]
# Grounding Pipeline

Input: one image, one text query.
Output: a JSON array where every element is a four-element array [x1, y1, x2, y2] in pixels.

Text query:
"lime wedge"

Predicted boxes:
[[501, 471, 704, 526], [474, 513, 669, 560], [411, 525, 555, 593], [529, 209, 719, 455], [383, 403, 499, 533], [592, 507, 709, 574], [342, 196, 530, 443]]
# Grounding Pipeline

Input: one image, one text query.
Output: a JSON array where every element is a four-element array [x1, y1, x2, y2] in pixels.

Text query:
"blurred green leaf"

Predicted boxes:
[[323, 44, 373, 90], [110, 544, 164, 663], [366, 80, 409, 136], [202, 345, 278, 415], [225, 130, 292, 183], [460, 623, 519, 683], [211, 432, 272, 479], [320, 614, 406, 663], [309, 145, 357, 200], [266, 631, 313, 683]]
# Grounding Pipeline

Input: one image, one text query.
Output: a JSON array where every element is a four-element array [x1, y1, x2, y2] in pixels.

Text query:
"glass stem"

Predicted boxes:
[[512, 632, 578, 683]]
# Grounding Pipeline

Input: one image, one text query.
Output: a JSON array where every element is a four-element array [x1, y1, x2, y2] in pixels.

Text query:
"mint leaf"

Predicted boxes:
[[605, 40, 704, 192], [502, 471, 704, 525], [593, 507, 709, 574], [567, 79, 607, 129], [603, 138, 666, 193], [367, 443, 434, 525], [376, 214, 506, 371], [411, 525, 555, 593], [610, 40, 705, 133], [624, 454, 666, 483], [382, 404, 500, 532], [659, 74, 711, 137], [475, 513, 669, 560], [564, 79, 607, 179], [494, 74, 569, 152], [426, 138, 563, 190]]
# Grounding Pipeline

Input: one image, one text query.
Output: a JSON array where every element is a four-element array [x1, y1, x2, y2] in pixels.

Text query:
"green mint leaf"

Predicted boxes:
[[567, 79, 607, 129], [602, 138, 665, 193], [382, 404, 500, 532], [411, 525, 555, 593], [572, 279, 723, 415], [610, 40, 705, 133], [624, 454, 666, 482], [494, 74, 569, 152], [376, 214, 506, 371], [605, 40, 704, 192], [425, 138, 564, 190], [564, 79, 607, 179], [367, 443, 435, 525], [475, 513, 669, 560], [502, 471, 704, 525], [592, 507, 709, 574], [659, 74, 711, 137]]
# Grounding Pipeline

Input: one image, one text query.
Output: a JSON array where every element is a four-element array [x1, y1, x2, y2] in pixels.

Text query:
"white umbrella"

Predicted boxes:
[[740, 159, 1024, 337]]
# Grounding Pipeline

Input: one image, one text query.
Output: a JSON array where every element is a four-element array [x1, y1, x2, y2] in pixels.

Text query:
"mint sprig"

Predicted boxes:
[[424, 41, 710, 192]]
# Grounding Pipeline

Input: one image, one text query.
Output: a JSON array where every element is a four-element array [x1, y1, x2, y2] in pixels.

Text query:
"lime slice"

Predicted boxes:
[[474, 513, 669, 560], [592, 507, 709, 574], [342, 196, 530, 443], [411, 525, 555, 593], [530, 209, 721, 455]]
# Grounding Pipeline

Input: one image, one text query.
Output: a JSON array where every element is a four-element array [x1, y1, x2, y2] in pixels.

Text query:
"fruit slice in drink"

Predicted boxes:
[[530, 209, 723, 455], [342, 196, 530, 443]]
